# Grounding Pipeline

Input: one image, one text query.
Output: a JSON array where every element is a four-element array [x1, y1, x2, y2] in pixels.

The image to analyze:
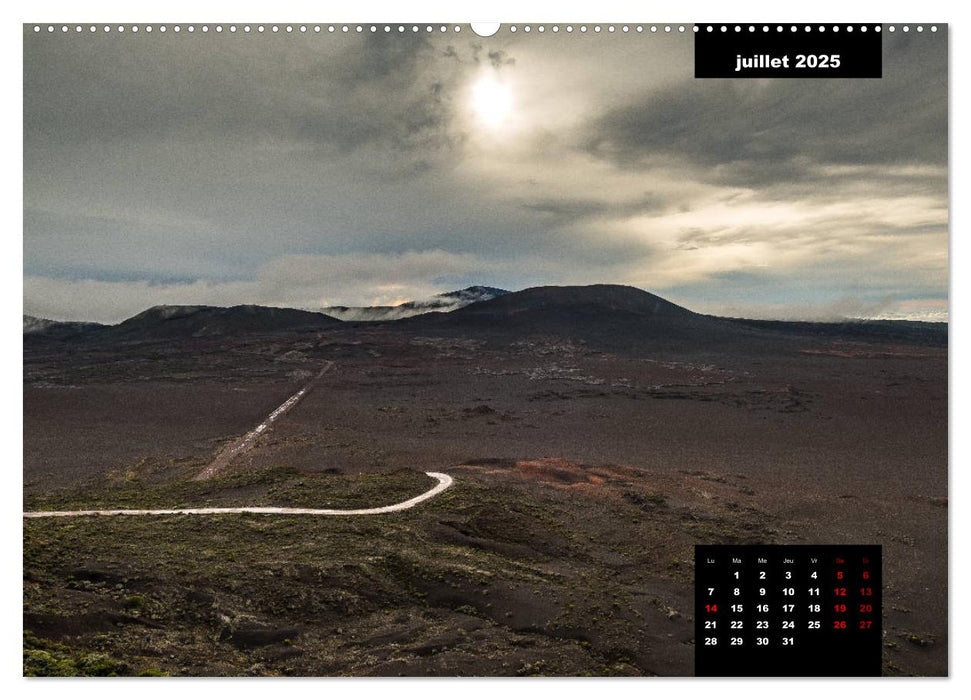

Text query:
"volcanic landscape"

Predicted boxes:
[[22, 285, 947, 676]]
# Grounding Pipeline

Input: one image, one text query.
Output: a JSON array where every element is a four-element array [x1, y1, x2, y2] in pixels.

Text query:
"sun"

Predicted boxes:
[[471, 75, 513, 128]]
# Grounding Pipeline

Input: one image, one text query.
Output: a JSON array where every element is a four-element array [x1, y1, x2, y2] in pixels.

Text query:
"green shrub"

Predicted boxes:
[[23, 634, 128, 677]]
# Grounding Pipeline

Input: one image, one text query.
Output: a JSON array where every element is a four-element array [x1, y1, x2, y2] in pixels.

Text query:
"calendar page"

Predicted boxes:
[[22, 18, 948, 678]]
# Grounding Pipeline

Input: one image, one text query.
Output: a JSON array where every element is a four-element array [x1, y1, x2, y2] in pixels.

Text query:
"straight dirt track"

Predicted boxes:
[[193, 360, 336, 481]]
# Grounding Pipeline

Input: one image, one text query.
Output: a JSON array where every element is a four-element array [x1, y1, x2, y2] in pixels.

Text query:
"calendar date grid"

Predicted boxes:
[[694, 545, 882, 677]]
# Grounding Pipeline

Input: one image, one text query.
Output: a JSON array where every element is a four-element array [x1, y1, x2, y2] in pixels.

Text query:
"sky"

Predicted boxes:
[[23, 25, 948, 323]]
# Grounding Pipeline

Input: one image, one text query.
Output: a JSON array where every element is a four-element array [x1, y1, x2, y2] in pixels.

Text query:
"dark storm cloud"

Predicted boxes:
[[581, 32, 947, 187], [24, 32, 462, 157], [291, 35, 463, 154]]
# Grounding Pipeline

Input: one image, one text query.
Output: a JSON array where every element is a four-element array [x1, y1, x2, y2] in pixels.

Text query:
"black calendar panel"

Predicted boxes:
[[695, 545, 882, 677]]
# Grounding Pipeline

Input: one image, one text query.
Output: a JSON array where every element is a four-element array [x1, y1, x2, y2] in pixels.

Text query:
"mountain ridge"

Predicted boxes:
[[24, 285, 946, 349]]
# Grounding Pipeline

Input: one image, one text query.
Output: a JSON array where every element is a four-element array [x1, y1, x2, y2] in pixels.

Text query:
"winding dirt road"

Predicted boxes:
[[22, 472, 454, 519]]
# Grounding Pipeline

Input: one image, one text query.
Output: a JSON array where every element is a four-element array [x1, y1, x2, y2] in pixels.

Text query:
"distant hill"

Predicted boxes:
[[724, 318, 948, 347], [107, 304, 341, 340], [321, 286, 509, 322], [444, 284, 697, 322], [23, 315, 104, 339], [397, 284, 752, 352], [393, 284, 948, 354]]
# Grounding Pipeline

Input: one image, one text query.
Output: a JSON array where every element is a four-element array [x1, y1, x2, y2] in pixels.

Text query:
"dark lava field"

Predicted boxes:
[[23, 285, 948, 676]]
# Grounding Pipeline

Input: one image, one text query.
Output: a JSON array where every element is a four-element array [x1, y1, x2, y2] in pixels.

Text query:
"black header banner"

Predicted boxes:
[[695, 25, 882, 78]]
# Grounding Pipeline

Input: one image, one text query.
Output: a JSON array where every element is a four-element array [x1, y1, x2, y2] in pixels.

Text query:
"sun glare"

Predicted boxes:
[[471, 75, 513, 128]]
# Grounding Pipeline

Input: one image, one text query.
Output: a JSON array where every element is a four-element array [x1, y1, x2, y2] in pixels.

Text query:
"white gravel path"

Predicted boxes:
[[23, 472, 453, 519]]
